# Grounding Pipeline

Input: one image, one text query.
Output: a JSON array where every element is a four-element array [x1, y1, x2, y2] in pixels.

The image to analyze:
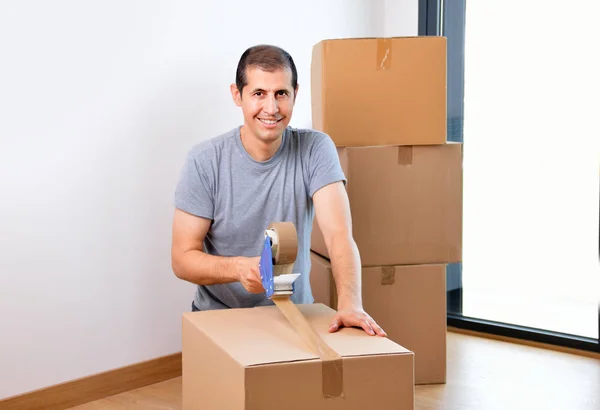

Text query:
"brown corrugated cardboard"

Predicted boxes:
[[311, 36, 446, 147], [362, 264, 447, 384], [310, 251, 335, 308], [309, 256, 446, 385], [311, 143, 462, 266], [182, 303, 415, 409]]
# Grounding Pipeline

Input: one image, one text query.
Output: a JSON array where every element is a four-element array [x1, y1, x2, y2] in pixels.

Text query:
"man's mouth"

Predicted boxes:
[[258, 118, 281, 125]]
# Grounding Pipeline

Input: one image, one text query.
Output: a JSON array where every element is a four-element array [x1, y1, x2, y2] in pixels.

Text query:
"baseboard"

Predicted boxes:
[[0, 352, 182, 410]]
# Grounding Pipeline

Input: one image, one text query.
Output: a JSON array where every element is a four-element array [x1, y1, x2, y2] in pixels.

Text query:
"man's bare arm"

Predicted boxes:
[[313, 181, 362, 310], [313, 182, 386, 336], [171, 208, 262, 292]]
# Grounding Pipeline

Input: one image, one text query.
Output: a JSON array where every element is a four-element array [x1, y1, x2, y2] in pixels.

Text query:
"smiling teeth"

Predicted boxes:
[[260, 119, 278, 125]]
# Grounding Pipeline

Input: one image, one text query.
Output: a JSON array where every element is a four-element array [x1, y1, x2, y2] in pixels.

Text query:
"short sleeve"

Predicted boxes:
[[174, 150, 214, 220], [307, 133, 347, 197]]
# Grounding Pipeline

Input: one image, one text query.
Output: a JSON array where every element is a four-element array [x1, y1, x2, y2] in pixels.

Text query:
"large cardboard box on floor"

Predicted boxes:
[[310, 252, 447, 385], [311, 36, 446, 147], [182, 303, 415, 410], [311, 143, 462, 266]]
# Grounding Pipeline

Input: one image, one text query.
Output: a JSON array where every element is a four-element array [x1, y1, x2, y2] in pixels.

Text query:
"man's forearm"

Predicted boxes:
[[172, 249, 240, 286], [328, 232, 363, 310]]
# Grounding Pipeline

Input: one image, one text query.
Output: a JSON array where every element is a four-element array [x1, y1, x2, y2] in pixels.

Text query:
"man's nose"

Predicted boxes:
[[263, 94, 279, 115]]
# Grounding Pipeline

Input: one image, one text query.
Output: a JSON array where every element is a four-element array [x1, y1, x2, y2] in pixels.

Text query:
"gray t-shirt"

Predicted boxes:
[[174, 126, 346, 310]]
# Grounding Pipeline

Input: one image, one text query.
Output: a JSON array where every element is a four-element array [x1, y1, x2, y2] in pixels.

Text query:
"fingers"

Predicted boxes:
[[250, 269, 264, 293], [361, 315, 387, 337], [248, 276, 265, 293], [328, 316, 342, 333], [241, 274, 264, 294], [335, 311, 387, 337], [241, 257, 265, 294], [240, 273, 262, 293], [369, 319, 387, 337], [361, 319, 375, 336]]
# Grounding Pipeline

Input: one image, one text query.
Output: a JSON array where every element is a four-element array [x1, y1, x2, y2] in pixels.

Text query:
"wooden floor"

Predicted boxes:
[[69, 332, 600, 410]]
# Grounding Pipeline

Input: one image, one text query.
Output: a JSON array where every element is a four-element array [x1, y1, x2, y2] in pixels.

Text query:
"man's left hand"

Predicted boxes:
[[328, 306, 387, 337]]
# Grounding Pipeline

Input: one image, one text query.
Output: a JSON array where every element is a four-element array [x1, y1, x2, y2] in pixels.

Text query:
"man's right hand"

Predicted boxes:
[[172, 209, 268, 292], [235, 256, 264, 294]]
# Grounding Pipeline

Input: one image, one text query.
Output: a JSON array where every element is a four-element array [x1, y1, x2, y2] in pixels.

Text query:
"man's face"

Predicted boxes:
[[231, 66, 298, 144]]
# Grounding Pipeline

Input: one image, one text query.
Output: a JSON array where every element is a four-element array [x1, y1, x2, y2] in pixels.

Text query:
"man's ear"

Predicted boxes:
[[230, 83, 242, 107], [293, 84, 299, 102]]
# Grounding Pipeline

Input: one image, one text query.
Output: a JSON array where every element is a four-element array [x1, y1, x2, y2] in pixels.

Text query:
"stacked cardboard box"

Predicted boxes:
[[309, 36, 463, 385]]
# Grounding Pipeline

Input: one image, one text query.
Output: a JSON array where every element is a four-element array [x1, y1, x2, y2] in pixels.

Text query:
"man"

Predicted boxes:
[[171, 44, 386, 337]]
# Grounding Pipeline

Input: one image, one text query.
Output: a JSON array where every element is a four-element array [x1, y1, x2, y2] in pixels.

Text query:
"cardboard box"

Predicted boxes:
[[310, 251, 335, 308], [182, 303, 415, 409], [311, 36, 446, 147], [311, 143, 462, 266], [310, 255, 447, 385], [362, 264, 447, 384]]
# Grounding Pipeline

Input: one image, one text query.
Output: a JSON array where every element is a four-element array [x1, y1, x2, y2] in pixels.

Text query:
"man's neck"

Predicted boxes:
[[239, 126, 283, 162]]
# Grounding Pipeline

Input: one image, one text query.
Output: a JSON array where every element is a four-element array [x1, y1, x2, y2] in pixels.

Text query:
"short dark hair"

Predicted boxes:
[[235, 44, 298, 96]]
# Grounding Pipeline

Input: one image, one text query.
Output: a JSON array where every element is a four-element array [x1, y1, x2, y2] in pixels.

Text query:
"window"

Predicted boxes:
[[420, 0, 600, 353]]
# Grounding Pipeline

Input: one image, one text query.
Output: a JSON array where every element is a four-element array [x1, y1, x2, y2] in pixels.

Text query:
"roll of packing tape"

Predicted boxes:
[[267, 222, 298, 265]]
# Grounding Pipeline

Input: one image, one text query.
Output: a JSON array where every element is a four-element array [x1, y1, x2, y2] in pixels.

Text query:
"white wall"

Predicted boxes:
[[385, 0, 419, 36], [0, 0, 417, 400]]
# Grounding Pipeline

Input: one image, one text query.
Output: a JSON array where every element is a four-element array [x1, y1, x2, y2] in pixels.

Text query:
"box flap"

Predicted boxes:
[[183, 303, 411, 367]]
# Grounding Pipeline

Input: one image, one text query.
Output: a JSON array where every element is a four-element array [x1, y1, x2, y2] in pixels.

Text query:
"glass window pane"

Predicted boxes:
[[459, 1, 600, 339]]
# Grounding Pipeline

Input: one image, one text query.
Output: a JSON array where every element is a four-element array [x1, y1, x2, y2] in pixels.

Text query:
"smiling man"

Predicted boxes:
[[171, 44, 386, 337]]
